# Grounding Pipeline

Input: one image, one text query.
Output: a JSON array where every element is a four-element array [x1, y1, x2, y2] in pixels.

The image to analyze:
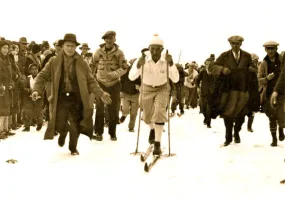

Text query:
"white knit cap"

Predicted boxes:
[[149, 34, 164, 47]]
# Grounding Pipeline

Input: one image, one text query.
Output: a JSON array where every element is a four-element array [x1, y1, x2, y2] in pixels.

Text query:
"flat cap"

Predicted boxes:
[[228, 35, 244, 43], [263, 41, 279, 47], [102, 31, 116, 39]]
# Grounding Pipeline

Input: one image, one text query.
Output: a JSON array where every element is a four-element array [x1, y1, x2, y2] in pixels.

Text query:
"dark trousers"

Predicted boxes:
[[23, 98, 43, 128], [94, 82, 121, 136], [17, 91, 23, 124], [200, 95, 211, 125], [43, 92, 50, 121], [223, 116, 245, 142], [55, 94, 82, 152], [247, 112, 254, 128], [171, 85, 184, 113]]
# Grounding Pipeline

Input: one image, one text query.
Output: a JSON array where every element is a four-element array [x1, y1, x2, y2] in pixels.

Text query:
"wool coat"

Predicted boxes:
[[33, 50, 104, 140], [0, 54, 13, 116], [208, 49, 256, 118], [9, 54, 21, 115], [258, 53, 284, 105]]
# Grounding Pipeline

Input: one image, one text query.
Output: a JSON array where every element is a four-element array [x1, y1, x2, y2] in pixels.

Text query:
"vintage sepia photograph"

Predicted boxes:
[[0, 0, 285, 198]]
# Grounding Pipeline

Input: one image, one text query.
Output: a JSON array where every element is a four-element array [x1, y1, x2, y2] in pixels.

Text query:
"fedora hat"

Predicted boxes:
[[19, 37, 28, 44], [42, 40, 50, 48], [58, 33, 80, 47], [79, 43, 90, 50]]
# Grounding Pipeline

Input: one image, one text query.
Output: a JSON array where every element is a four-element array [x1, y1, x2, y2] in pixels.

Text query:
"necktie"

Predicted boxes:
[[235, 53, 239, 63]]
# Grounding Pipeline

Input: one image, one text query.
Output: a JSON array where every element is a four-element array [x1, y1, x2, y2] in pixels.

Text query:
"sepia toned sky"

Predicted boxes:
[[1, 0, 284, 65]]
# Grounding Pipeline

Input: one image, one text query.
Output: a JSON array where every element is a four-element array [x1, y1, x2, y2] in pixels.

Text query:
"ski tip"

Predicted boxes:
[[144, 163, 149, 172]]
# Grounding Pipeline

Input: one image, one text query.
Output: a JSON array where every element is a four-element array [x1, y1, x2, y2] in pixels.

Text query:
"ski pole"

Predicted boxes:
[[166, 50, 171, 156], [131, 48, 148, 155]]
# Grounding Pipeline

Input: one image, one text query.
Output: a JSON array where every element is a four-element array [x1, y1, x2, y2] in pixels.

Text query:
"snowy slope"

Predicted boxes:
[[0, 109, 285, 199]]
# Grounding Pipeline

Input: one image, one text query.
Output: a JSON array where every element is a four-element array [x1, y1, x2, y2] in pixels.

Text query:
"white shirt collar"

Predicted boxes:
[[232, 50, 240, 56]]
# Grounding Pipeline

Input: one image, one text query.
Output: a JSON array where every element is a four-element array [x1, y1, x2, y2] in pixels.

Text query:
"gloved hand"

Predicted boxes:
[[267, 72, 275, 81], [270, 91, 278, 108], [222, 67, 231, 76]]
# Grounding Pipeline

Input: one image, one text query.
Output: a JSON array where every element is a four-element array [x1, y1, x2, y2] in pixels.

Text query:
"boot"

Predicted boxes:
[[278, 127, 284, 141], [271, 131, 278, 147], [22, 127, 30, 132], [71, 150, 79, 156], [69, 145, 79, 155], [36, 124, 43, 131], [119, 116, 126, 123], [93, 134, 103, 141], [206, 118, 211, 128], [223, 141, 231, 146], [247, 127, 253, 132], [58, 133, 66, 147], [5, 130, 15, 136], [247, 115, 254, 132], [0, 132, 7, 139], [110, 134, 117, 141], [148, 129, 155, 144], [153, 141, 162, 156], [234, 127, 241, 144]]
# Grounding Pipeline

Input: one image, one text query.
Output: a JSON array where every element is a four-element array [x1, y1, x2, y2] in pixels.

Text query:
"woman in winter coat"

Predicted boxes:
[[8, 43, 21, 130], [0, 40, 13, 139]]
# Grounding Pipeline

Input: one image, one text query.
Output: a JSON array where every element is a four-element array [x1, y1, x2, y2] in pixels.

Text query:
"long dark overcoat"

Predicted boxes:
[[33, 51, 104, 140]]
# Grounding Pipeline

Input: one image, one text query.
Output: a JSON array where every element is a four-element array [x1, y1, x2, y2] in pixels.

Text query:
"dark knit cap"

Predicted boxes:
[[32, 44, 41, 54]]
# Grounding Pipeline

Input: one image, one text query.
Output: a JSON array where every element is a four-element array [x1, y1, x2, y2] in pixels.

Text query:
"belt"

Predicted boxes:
[[144, 83, 166, 88]]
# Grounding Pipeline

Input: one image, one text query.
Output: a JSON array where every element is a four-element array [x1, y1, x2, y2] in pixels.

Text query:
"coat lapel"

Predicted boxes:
[[75, 56, 94, 139], [226, 51, 238, 69], [237, 50, 246, 68], [54, 57, 62, 94], [43, 53, 62, 140]]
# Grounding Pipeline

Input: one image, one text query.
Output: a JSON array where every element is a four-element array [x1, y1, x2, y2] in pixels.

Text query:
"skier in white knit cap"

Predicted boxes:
[[129, 34, 179, 155]]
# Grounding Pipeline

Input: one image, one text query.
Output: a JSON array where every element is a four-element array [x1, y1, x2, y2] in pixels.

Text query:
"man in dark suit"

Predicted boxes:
[[209, 35, 257, 146]]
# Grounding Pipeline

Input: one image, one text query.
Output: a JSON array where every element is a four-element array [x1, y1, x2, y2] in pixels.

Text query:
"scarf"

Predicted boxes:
[[63, 54, 75, 92]]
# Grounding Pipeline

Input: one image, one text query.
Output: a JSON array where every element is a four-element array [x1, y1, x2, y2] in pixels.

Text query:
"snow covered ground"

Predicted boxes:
[[1, 108, 285, 199]]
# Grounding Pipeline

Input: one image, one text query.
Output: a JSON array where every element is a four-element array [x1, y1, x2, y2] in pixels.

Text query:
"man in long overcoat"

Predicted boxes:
[[208, 35, 257, 146], [31, 33, 111, 155]]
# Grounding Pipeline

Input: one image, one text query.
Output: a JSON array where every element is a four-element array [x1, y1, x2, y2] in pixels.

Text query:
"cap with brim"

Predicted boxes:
[[263, 41, 279, 47], [102, 31, 116, 39], [19, 37, 28, 44], [58, 33, 80, 47], [228, 35, 244, 43], [79, 43, 90, 50]]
